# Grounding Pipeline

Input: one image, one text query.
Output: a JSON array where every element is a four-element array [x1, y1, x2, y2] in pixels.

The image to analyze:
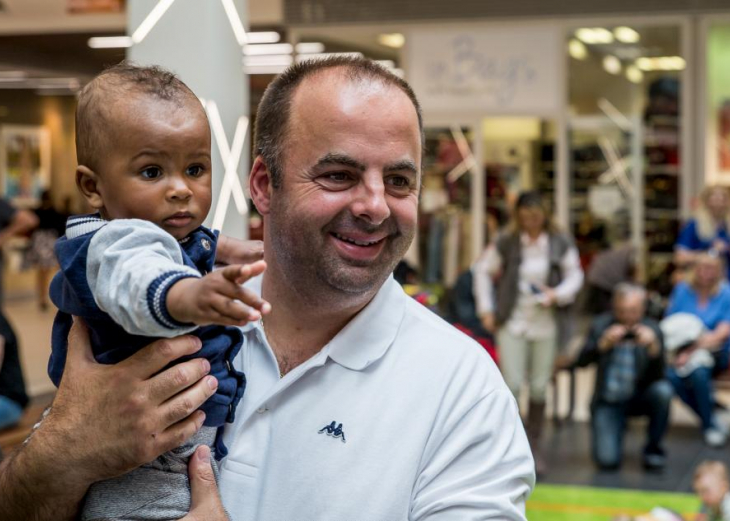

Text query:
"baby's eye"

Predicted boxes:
[[140, 167, 162, 179], [186, 165, 205, 177]]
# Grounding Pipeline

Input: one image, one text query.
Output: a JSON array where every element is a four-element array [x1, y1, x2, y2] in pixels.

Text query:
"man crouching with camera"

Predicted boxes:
[[575, 283, 673, 472]]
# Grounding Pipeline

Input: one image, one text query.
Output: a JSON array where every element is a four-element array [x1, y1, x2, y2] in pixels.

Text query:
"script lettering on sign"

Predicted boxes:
[[407, 26, 561, 115]]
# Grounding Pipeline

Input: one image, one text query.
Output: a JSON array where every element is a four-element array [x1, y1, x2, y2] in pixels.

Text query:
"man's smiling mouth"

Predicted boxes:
[[331, 232, 385, 247]]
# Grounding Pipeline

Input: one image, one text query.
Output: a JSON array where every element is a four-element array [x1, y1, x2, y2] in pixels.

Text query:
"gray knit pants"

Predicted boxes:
[[81, 426, 226, 521]]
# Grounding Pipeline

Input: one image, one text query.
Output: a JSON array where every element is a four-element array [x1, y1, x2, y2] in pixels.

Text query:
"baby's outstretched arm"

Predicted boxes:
[[166, 260, 270, 327]]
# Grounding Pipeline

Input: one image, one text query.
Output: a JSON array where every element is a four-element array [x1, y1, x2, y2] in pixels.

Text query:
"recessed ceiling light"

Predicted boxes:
[[626, 65, 643, 83], [603, 55, 622, 75], [614, 26, 640, 43], [246, 32, 281, 44], [378, 33, 405, 49], [88, 36, 133, 48], [576, 28, 614, 45], [568, 39, 588, 60], [295, 42, 325, 54], [636, 56, 686, 71], [243, 43, 293, 56]]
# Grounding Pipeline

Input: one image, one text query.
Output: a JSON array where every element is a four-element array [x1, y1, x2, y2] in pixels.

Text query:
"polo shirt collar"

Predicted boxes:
[[327, 276, 406, 371], [241, 274, 406, 371]]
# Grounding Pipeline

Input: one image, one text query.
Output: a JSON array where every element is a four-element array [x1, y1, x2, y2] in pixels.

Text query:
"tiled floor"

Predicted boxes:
[[540, 419, 730, 493], [4, 295, 56, 398]]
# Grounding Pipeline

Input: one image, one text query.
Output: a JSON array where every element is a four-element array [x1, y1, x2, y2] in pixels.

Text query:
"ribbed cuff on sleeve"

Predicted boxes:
[[147, 271, 200, 329]]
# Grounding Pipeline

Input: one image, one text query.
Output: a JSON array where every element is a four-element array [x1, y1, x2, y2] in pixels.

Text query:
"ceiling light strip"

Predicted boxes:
[[131, 0, 176, 44], [220, 0, 248, 46]]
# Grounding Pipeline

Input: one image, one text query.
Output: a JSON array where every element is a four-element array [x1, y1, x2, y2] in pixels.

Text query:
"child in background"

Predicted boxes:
[[694, 460, 730, 521], [49, 63, 269, 520]]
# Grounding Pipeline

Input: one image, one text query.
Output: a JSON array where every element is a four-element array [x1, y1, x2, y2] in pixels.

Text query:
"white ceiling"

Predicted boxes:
[[0, 0, 282, 34]]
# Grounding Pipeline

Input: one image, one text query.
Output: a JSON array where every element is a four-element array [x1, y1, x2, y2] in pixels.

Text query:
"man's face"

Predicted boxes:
[[265, 72, 421, 298], [613, 294, 645, 327], [93, 95, 212, 240]]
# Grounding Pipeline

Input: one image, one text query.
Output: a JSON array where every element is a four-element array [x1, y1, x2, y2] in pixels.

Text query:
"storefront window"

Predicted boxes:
[[567, 25, 682, 291], [483, 117, 556, 228], [418, 126, 474, 287], [707, 23, 730, 186]]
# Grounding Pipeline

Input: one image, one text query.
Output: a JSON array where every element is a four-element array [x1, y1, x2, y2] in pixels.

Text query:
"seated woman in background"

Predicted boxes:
[[665, 252, 730, 447], [675, 185, 730, 280]]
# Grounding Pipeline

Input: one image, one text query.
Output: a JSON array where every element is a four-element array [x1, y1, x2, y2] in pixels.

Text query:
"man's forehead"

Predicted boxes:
[[292, 69, 417, 122]]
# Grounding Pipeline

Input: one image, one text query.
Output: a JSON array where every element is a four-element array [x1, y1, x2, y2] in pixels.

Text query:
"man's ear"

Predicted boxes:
[[249, 156, 273, 215], [76, 166, 104, 210]]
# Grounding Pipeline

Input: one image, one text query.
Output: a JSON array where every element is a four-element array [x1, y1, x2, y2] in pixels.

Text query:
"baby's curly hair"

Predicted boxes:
[[75, 61, 201, 171]]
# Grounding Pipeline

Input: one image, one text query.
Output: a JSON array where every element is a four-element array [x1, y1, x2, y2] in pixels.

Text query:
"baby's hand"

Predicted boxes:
[[167, 261, 270, 327]]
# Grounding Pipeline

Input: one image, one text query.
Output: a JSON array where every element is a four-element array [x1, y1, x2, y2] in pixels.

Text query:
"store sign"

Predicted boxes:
[[407, 26, 561, 114], [67, 0, 125, 14]]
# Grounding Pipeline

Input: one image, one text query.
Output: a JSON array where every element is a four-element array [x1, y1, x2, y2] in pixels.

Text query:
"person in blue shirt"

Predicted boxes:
[[675, 186, 730, 279], [665, 252, 730, 447], [49, 63, 269, 520]]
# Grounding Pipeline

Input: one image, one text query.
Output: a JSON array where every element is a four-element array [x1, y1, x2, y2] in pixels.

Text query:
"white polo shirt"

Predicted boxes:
[[219, 275, 534, 520]]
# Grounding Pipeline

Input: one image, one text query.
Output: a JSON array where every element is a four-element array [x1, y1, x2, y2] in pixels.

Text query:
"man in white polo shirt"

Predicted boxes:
[[0, 57, 533, 520]]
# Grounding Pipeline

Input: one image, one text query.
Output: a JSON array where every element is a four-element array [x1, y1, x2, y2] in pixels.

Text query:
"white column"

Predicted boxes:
[[127, 0, 249, 239]]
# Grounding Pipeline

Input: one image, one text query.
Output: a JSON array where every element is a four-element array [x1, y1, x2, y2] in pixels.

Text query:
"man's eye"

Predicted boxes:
[[186, 165, 205, 177], [387, 176, 410, 188], [140, 167, 162, 179], [326, 172, 351, 181]]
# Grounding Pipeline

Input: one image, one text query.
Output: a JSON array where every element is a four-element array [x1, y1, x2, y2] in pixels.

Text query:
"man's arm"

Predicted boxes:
[[410, 389, 534, 520], [575, 319, 608, 368], [215, 235, 264, 265], [0, 319, 218, 521], [0, 208, 37, 247]]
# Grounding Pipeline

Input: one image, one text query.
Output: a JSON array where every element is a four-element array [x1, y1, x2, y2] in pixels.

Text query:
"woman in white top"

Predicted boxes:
[[473, 191, 583, 475]]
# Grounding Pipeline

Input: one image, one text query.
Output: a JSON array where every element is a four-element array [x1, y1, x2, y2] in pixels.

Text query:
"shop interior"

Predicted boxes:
[[2, 3, 730, 518]]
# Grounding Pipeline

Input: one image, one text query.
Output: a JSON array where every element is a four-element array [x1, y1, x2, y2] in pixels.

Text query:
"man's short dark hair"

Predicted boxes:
[[75, 61, 200, 171], [254, 56, 424, 188]]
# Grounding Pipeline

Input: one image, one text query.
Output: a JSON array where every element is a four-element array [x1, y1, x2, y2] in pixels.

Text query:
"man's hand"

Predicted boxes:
[[634, 324, 660, 357], [598, 324, 627, 352], [54, 319, 220, 483], [479, 312, 495, 334], [181, 446, 229, 521], [216, 236, 264, 266], [167, 261, 270, 327], [0, 319, 219, 521]]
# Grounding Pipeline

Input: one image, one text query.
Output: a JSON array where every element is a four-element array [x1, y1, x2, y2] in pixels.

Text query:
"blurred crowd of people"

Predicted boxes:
[[397, 185, 730, 483]]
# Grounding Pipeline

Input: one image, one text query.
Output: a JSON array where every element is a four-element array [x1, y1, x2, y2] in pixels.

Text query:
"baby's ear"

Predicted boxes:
[[76, 166, 104, 210]]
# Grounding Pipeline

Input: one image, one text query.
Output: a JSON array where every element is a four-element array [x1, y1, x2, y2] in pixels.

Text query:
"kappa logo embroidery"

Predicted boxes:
[[318, 421, 347, 443]]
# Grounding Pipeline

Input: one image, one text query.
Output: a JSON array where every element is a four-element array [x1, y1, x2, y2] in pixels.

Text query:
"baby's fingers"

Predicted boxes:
[[217, 282, 271, 315], [220, 261, 267, 284], [212, 296, 262, 324]]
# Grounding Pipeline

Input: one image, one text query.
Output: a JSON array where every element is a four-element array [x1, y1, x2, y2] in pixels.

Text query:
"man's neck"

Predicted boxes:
[[260, 263, 376, 375]]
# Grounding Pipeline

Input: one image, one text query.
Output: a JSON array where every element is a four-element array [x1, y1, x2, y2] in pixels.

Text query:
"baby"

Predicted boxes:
[[694, 460, 730, 521], [49, 63, 268, 520]]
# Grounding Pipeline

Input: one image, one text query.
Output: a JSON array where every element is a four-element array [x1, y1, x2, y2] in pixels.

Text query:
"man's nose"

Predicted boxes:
[[351, 176, 391, 226]]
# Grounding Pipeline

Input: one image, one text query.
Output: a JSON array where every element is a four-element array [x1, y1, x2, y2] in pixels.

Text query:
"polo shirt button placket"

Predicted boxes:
[[256, 405, 268, 414]]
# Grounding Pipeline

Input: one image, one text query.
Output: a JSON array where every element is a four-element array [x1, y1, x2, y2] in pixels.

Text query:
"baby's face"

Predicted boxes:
[[95, 95, 212, 240], [696, 475, 728, 508]]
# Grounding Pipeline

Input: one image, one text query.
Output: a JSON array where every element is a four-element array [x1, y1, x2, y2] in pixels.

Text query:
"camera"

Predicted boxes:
[[623, 330, 637, 341]]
